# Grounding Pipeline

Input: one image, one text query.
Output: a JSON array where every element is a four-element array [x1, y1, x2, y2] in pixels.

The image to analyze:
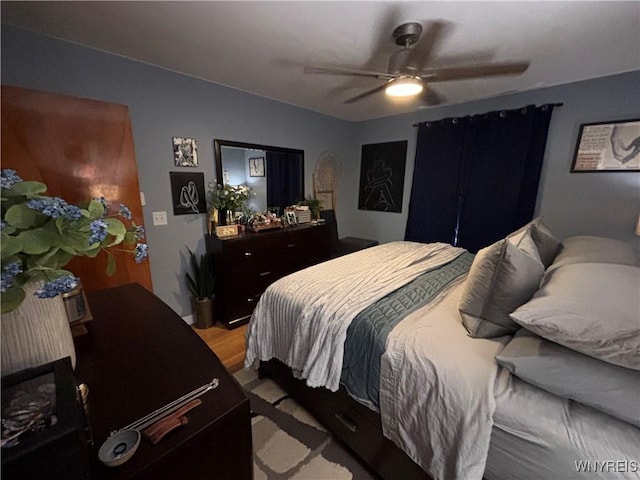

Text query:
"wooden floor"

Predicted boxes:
[[194, 323, 248, 373]]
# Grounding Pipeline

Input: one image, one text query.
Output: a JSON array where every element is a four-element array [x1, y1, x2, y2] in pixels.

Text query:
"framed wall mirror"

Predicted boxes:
[[214, 139, 305, 216]]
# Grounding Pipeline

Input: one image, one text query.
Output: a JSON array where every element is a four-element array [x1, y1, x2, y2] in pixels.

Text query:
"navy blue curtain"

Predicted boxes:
[[405, 104, 556, 252], [266, 151, 303, 214]]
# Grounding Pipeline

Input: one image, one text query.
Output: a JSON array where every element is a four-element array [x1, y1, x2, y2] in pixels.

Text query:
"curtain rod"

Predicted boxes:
[[412, 102, 564, 127]]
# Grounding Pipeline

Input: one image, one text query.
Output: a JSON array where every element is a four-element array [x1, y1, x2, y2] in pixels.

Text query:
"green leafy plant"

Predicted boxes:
[[206, 182, 252, 214], [185, 247, 214, 300], [297, 195, 323, 220], [0, 169, 148, 313]]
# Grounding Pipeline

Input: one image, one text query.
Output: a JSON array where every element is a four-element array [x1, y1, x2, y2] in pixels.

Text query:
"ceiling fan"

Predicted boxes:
[[304, 21, 530, 105]]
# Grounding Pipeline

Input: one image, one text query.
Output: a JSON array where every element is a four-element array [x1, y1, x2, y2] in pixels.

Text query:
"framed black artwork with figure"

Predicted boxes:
[[358, 140, 408, 212]]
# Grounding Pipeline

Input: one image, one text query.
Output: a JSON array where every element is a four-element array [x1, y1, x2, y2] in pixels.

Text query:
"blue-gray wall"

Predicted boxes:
[[1, 25, 355, 316], [344, 72, 640, 247], [3, 25, 639, 317]]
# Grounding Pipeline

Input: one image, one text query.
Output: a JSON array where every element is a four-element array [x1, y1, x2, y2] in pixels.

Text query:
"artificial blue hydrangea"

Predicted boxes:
[[0, 275, 10, 293], [27, 197, 83, 220], [34, 275, 79, 298], [0, 262, 23, 293], [88, 219, 109, 244], [119, 204, 132, 220], [134, 243, 149, 264], [0, 169, 23, 189], [134, 225, 146, 241]]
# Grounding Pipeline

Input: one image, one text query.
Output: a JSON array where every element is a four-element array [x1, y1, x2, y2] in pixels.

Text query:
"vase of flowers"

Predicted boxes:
[[0, 169, 149, 376], [206, 183, 252, 227]]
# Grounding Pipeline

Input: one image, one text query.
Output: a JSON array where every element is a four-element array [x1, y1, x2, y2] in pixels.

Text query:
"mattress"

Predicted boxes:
[[486, 371, 640, 480]]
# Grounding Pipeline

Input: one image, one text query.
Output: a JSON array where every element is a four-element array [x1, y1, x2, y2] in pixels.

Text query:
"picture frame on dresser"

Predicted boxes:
[[284, 210, 298, 226]]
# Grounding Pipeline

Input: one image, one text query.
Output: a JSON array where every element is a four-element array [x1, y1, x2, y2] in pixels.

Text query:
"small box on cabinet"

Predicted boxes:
[[1, 358, 90, 480]]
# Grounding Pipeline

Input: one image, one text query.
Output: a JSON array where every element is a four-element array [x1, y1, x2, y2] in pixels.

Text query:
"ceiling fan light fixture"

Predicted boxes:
[[385, 76, 423, 97]]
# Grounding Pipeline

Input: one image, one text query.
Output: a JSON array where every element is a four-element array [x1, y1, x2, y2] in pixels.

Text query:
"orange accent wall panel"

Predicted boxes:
[[1, 85, 153, 293]]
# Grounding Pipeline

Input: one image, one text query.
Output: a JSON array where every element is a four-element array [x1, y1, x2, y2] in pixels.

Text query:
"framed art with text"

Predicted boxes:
[[571, 119, 640, 172]]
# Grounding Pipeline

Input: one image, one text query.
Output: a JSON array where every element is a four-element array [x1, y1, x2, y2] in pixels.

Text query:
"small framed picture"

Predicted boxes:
[[284, 210, 297, 226], [173, 137, 198, 167], [571, 119, 640, 172], [249, 157, 265, 177]]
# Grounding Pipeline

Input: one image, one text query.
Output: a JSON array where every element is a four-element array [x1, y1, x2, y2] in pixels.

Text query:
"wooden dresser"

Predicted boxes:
[[205, 223, 333, 328]]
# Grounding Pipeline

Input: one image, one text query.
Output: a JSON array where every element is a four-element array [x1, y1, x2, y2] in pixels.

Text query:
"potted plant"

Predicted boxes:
[[185, 247, 215, 329], [297, 195, 323, 220]]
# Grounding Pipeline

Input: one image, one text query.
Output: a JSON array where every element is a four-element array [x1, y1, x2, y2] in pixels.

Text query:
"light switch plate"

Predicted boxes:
[[152, 211, 167, 226]]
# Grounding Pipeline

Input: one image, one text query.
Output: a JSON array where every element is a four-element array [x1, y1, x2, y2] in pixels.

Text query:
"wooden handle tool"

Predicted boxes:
[[142, 399, 201, 444]]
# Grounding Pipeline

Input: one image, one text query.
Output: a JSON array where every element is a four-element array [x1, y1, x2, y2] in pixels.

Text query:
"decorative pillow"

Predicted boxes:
[[529, 220, 561, 267], [497, 329, 640, 427], [459, 230, 545, 338], [507, 217, 561, 267], [510, 263, 640, 370], [549, 235, 639, 270]]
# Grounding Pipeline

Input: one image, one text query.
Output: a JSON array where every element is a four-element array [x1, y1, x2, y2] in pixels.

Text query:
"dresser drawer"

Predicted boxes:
[[206, 225, 332, 329], [228, 292, 260, 320], [258, 231, 305, 258], [224, 239, 258, 268], [229, 266, 281, 295]]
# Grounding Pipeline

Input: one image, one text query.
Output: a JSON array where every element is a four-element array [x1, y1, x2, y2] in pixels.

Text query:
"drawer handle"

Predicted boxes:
[[259, 271, 272, 277], [247, 298, 255, 303], [244, 252, 252, 256], [334, 412, 358, 433], [287, 243, 297, 248]]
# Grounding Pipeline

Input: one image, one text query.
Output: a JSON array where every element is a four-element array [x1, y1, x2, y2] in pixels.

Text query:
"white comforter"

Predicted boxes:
[[380, 282, 509, 480], [245, 241, 465, 391], [245, 240, 506, 480]]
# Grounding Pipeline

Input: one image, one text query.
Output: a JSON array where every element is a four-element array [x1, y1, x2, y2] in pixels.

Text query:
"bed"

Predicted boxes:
[[245, 220, 640, 480]]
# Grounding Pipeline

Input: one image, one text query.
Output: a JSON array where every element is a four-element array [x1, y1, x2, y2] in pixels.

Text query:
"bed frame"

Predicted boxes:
[[259, 359, 431, 480]]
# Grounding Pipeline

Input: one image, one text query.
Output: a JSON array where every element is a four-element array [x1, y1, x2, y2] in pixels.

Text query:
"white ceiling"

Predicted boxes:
[[2, 1, 639, 122]]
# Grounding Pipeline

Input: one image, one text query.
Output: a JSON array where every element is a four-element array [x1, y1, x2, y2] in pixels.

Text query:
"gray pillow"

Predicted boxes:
[[497, 329, 640, 427], [460, 230, 545, 338], [510, 263, 640, 370], [549, 235, 639, 270], [508, 217, 561, 267]]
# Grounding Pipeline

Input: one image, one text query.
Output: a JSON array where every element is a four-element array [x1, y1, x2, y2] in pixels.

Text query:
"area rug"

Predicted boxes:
[[234, 368, 378, 480]]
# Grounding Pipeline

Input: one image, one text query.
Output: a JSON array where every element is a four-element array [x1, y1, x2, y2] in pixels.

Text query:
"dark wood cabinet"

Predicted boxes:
[[74, 284, 252, 480], [206, 224, 333, 328]]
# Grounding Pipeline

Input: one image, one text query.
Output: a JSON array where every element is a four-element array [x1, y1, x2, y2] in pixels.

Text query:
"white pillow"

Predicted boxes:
[[549, 235, 639, 270], [497, 328, 640, 427], [510, 263, 640, 370], [459, 230, 544, 338]]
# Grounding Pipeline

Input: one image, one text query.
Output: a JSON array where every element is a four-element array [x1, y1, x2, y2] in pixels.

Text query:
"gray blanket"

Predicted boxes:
[[340, 252, 474, 409]]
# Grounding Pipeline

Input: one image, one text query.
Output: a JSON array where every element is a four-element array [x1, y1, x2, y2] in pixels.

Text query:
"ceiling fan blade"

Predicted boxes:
[[419, 62, 530, 82], [418, 86, 445, 106], [304, 66, 393, 79], [405, 20, 451, 72], [344, 84, 388, 104]]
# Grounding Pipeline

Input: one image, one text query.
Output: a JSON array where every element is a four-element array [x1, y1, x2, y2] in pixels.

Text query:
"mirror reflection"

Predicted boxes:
[[214, 140, 304, 216]]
